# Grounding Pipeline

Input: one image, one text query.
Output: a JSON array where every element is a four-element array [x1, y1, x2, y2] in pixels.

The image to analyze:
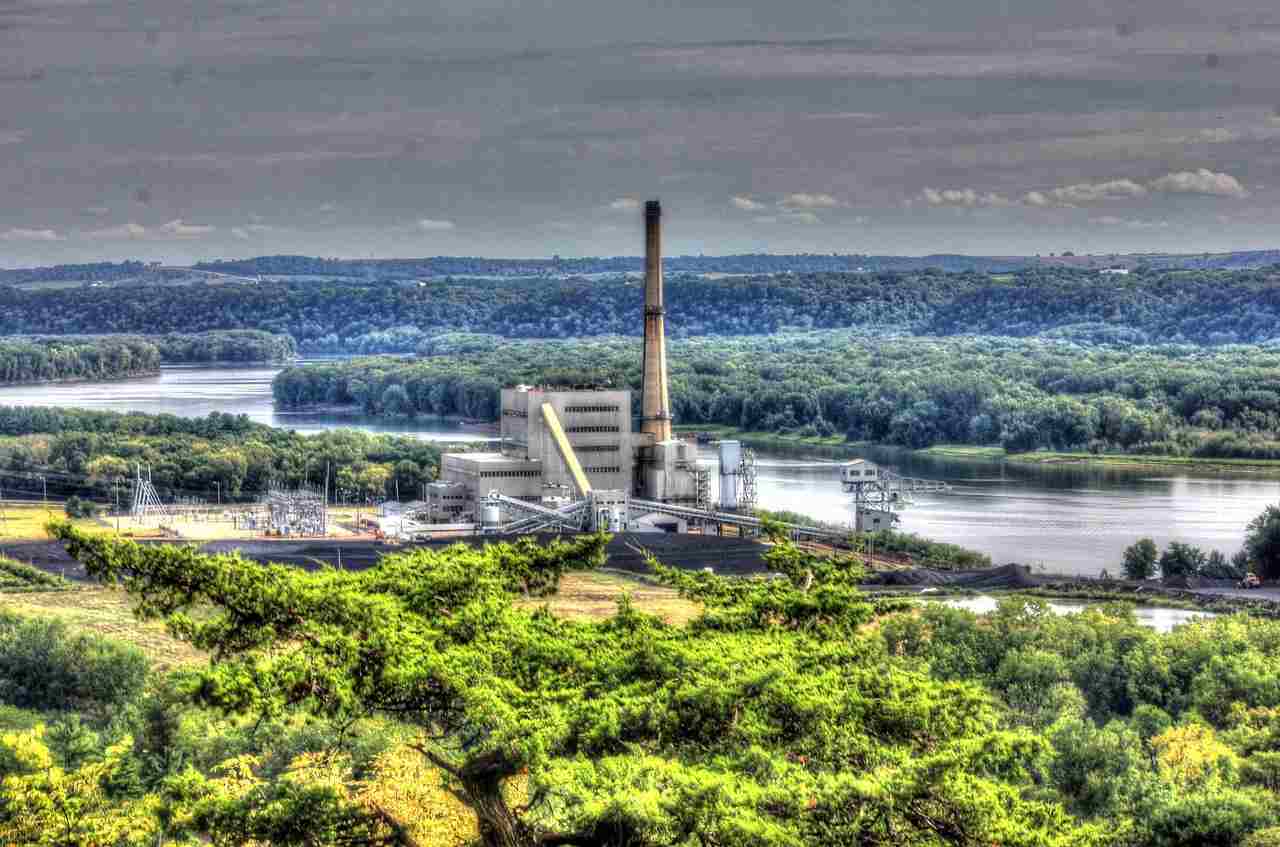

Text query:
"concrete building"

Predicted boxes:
[[500, 386, 634, 494]]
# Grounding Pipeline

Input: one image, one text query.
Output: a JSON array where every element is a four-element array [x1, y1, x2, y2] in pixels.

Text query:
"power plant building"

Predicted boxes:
[[430, 199, 704, 524]]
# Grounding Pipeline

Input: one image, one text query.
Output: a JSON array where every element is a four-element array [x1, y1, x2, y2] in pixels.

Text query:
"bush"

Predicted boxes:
[[1159, 541, 1208, 578], [1122, 538, 1159, 580], [0, 610, 148, 717], [0, 557, 70, 591], [64, 496, 99, 519], [1245, 504, 1280, 580]]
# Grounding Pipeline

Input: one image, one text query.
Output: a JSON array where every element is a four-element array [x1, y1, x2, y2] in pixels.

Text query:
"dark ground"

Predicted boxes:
[[0, 531, 773, 581], [7, 535, 1280, 611]]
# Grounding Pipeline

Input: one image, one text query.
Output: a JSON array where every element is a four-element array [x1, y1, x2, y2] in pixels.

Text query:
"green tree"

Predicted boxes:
[[51, 521, 1108, 847], [1159, 542, 1208, 579], [1244, 504, 1280, 580], [1122, 538, 1159, 580]]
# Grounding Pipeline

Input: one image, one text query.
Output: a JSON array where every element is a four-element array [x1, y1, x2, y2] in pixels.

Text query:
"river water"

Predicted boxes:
[[5, 364, 1279, 577]]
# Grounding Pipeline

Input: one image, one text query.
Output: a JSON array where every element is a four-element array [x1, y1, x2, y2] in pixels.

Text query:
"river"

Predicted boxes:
[[5, 364, 1278, 577]]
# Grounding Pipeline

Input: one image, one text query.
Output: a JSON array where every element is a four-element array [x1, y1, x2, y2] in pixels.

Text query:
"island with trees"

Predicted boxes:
[[271, 333, 1280, 462], [0, 331, 296, 386]]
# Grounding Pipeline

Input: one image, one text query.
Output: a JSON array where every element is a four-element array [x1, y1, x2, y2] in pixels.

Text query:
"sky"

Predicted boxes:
[[3, 0, 1280, 264]]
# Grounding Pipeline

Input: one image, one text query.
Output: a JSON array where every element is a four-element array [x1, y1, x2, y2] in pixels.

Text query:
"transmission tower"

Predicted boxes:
[[737, 449, 758, 514], [130, 464, 170, 522]]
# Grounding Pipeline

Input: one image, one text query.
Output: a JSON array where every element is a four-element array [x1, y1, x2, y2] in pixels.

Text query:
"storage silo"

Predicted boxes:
[[717, 440, 741, 510]]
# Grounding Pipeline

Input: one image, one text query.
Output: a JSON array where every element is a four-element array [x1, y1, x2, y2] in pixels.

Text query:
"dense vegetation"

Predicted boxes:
[[0, 407, 441, 503], [6, 521, 1276, 846], [147, 330, 296, 363], [0, 331, 294, 385], [5, 267, 1280, 351], [273, 334, 1280, 458], [0, 336, 159, 385]]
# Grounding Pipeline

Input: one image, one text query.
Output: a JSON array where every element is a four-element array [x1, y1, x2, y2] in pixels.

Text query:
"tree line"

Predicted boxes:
[[1121, 505, 1280, 580], [5, 266, 1280, 350], [8, 520, 1280, 845], [272, 334, 1280, 458], [0, 407, 440, 504], [0, 331, 295, 385], [0, 336, 159, 384]]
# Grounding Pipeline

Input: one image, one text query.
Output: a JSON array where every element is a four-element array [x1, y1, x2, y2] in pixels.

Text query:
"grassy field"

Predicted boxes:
[[0, 587, 205, 669], [0, 504, 106, 540], [0, 569, 699, 674], [674, 423, 855, 451], [672, 428, 1280, 473], [922, 444, 1280, 472]]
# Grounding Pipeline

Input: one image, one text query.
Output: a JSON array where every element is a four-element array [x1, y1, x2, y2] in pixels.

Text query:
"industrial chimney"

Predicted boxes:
[[640, 200, 672, 443]]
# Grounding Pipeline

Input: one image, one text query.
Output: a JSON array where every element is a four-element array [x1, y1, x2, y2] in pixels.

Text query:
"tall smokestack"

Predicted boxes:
[[640, 199, 672, 442]]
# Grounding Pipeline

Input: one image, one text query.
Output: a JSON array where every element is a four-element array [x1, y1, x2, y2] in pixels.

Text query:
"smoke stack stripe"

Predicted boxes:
[[641, 200, 672, 442]]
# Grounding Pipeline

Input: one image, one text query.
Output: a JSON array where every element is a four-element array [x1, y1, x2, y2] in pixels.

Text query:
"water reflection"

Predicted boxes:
[[932, 595, 1214, 633]]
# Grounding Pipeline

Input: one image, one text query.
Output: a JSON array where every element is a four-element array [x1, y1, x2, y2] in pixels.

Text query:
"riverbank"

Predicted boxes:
[[922, 444, 1280, 474], [276, 404, 499, 434], [674, 425, 1280, 473], [0, 368, 161, 388]]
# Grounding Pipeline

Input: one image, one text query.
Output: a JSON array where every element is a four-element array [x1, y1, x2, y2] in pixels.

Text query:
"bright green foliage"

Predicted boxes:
[[0, 407, 441, 501], [50, 521, 1111, 847], [1121, 538, 1159, 580], [1245, 504, 1280, 580]]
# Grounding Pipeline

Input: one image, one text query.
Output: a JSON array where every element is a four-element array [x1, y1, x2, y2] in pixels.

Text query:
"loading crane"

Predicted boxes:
[[840, 459, 950, 532]]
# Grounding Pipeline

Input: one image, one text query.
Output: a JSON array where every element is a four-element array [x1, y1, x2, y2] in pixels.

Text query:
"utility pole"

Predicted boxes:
[[215, 481, 221, 506], [39, 474, 46, 511]]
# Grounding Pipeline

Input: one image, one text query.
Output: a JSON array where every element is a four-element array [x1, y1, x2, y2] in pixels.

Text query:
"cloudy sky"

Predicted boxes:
[[3, 0, 1280, 264]]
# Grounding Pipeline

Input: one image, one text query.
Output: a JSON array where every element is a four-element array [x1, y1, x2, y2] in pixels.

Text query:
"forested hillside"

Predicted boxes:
[[4, 267, 1280, 350], [0, 407, 439, 502], [273, 335, 1280, 458]]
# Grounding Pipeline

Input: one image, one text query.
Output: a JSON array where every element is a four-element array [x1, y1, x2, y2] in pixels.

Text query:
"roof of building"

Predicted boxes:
[[445, 451, 541, 466]]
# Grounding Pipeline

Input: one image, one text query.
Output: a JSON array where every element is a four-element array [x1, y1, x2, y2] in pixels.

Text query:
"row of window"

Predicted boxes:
[[479, 470, 540, 479], [574, 444, 621, 453], [565, 425, 620, 433], [501, 409, 528, 418], [564, 405, 621, 414], [584, 466, 622, 474]]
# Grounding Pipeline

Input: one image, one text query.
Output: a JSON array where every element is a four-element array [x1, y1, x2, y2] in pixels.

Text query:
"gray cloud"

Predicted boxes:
[[1149, 169, 1250, 198], [1025, 179, 1149, 208], [779, 193, 841, 209], [88, 222, 147, 239], [922, 188, 1015, 208], [1, 227, 61, 242], [158, 220, 216, 238], [416, 218, 457, 232], [4, 0, 1280, 262]]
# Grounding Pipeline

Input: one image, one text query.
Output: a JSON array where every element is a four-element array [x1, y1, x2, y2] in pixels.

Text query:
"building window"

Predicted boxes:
[[575, 444, 621, 453], [502, 409, 528, 418], [565, 405, 620, 414], [565, 425, 620, 433]]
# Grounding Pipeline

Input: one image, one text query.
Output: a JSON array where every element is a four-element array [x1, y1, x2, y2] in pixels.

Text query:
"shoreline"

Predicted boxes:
[[275, 403, 500, 433], [673, 425, 1280, 473], [0, 369, 161, 389]]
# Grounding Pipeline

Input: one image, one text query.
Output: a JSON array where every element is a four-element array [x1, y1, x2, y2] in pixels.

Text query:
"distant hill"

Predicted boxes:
[[4, 250, 1280, 284]]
